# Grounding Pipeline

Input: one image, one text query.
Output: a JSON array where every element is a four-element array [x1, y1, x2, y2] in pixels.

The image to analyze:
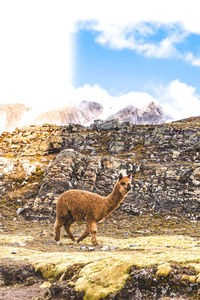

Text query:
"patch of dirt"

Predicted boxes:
[[0, 282, 47, 300], [0, 264, 37, 285], [0, 261, 46, 300]]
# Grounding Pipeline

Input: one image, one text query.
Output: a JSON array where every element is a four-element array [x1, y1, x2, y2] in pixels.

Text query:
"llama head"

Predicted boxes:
[[117, 173, 132, 195]]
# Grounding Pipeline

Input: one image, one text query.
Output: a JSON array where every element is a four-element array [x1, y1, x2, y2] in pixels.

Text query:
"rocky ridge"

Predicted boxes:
[[107, 101, 167, 124], [0, 100, 168, 133], [0, 117, 199, 220]]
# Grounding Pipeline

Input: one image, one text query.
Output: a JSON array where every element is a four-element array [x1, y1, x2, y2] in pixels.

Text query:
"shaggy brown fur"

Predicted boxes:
[[54, 173, 132, 246]]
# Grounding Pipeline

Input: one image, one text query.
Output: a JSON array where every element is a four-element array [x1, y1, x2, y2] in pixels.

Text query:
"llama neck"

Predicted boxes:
[[105, 186, 125, 215]]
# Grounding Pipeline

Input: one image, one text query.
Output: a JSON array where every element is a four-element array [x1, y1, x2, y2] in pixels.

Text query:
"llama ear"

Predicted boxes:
[[127, 173, 133, 181], [118, 173, 123, 181]]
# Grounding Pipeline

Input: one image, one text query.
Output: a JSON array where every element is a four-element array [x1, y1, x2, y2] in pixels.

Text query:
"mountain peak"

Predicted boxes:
[[107, 101, 167, 124]]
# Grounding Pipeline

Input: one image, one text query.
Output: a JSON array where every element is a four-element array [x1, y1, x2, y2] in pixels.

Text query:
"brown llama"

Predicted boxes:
[[54, 173, 132, 246]]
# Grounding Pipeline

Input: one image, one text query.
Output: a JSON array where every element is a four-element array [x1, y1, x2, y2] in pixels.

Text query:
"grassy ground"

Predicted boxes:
[[0, 212, 200, 299]]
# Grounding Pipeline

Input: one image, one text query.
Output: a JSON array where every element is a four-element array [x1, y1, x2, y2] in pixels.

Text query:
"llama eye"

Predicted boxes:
[[121, 182, 125, 185]]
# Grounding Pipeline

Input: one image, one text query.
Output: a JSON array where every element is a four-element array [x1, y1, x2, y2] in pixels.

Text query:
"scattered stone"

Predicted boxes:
[[100, 245, 110, 251], [0, 117, 199, 222], [80, 246, 87, 251], [12, 242, 26, 247], [88, 247, 95, 251], [56, 241, 62, 246], [94, 118, 120, 131], [16, 208, 23, 215], [111, 265, 200, 299]]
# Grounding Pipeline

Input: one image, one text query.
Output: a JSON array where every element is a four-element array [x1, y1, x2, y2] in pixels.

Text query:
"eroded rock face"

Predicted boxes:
[[0, 117, 199, 220], [21, 147, 200, 221], [35, 100, 103, 126], [22, 149, 133, 220], [107, 101, 167, 124]]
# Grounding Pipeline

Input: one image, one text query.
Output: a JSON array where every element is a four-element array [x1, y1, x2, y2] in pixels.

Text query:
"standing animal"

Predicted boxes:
[[54, 173, 132, 246]]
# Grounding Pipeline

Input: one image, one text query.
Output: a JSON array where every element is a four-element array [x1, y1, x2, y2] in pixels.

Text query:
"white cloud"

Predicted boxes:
[[67, 80, 200, 122], [0, 0, 200, 122], [54, 80, 200, 122], [1, 79, 199, 133], [158, 80, 200, 120], [64, 84, 157, 119], [91, 22, 187, 58], [72, 1, 199, 62], [185, 53, 200, 67], [72, 0, 200, 34]]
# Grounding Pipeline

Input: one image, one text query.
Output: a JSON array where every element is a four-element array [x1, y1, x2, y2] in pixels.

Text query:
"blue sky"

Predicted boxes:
[[1, 0, 200, 125], [74, 29, 200, 96], [72, 7, 200, 120]]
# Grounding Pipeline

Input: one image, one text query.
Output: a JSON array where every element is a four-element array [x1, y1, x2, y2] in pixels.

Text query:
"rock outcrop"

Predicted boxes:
[[0, 116, 199, 220], [107, 101, 167, 124], [35, 100, 103, 126]]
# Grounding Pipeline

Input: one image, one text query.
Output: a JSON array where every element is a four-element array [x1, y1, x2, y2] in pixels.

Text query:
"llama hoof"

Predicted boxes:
[[92, 242, 98, 247], [56, 241, 62, 246], [80, 246, 87, 251], [100, 245, 110, 251], [88, 246, 95, 251]]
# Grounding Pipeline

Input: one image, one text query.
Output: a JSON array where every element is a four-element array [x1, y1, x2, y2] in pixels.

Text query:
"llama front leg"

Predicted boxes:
[[54, 217, 63, 242], [89, 221, 98, 246], [77, 224, 89, 243], [64, 220, 75, 241]]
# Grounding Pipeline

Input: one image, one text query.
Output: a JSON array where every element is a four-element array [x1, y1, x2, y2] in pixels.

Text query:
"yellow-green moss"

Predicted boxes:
[[0, 234, 34, 244], [0, 234, 200, 299], [181, 275, 196, 283], [75, 258, 131, 300], [40, 281, 52, 288], [156, 264, 172, 277], [197, 274, 200, 284]]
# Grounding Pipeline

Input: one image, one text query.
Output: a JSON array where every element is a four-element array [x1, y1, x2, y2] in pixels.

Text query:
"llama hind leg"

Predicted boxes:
[[77, 224, 89, 243], [89, 221, 98, 246]]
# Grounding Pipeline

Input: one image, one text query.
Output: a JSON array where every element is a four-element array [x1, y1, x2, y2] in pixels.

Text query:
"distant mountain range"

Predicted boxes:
[[0, 100, 169, 133], [107, 101, 167, 124], [0, 103, 30, 132], [34, 100, 103, 126]]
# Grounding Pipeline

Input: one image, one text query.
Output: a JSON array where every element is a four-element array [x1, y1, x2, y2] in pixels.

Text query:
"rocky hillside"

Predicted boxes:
[[0, 116, 200, 299], [0, 117, 199, 221]]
